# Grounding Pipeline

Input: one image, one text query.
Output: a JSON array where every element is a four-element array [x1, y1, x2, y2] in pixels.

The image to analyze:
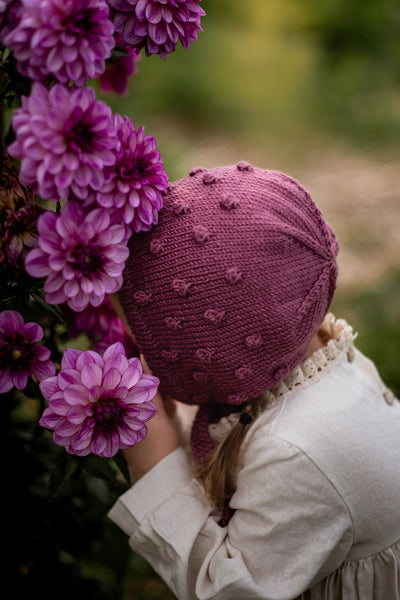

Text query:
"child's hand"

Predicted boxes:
[[109, 295, 180, 478], [122, 355, 180, 480]]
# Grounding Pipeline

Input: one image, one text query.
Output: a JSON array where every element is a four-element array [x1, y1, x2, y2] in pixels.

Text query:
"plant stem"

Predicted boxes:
[[0, 65, 4, 153]]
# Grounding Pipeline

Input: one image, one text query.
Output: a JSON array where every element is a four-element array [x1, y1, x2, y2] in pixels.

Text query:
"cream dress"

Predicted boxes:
[[109, 316, 400, 599]]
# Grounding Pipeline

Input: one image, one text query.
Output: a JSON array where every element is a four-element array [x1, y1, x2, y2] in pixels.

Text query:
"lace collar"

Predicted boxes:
[[209, 314, 356, 443]]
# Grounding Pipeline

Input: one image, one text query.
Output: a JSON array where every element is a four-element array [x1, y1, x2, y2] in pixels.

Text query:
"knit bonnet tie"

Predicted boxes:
[[119, 162, 339, 464]]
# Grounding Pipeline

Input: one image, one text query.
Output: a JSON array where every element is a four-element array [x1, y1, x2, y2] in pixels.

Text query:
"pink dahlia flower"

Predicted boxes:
[[2, 202, 43, 268], [94, 319, 139, 358], [0, 0, 10, 27], [108, 0, 205, 59], [8, 83, 117, 202], [3, 0, 115, 87], [25, 203, 129, 312], [0, 310, 56, 393], [97, 114, 168, 232], [65, 295, 122, 339], [0, 0, 19, 37], [65, 296, 139, 357], [39, 342, 158, 457], [99, 33, 140, 95], [0, 0, 7, 20]]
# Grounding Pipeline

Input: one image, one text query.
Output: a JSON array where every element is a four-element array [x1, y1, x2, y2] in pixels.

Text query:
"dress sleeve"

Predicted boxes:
[[108, 430, 353, 600]]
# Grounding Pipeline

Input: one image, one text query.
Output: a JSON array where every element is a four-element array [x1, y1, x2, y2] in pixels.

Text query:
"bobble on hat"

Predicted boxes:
[[120, 163, 338, 412]]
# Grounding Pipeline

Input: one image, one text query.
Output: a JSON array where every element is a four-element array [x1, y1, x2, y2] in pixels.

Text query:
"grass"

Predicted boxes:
[[332, 269, 400, 398]]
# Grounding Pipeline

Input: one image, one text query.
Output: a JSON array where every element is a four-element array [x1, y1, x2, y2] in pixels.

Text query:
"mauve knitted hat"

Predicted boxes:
[[119, 162, 339, 461]]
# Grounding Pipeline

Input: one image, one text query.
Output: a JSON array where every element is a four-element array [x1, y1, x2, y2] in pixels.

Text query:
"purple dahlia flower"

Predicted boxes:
[[0, 0, 7, 20], [65, 295, 139, 358], [97, 114, 168, 232], [99, 33, 140, 95], [0, 0, 19, 38], [25, 203, 129, 312], [0, 149, 34, 214], [0, 310, 56, 393], [94, 319, 139, 357], [65, 295, 122, 339], [108, 0, 205, 59], [39, 342, 158, 457], [3, 0, 115, 87], [0, 0, 10, 27], [8, 83, 117, 202], [2, 202, 43, 268]]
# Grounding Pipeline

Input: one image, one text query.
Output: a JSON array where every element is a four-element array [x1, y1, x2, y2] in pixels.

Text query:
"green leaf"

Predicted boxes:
[[111, 44, 131, 58], [113, 450, 132, 486], [82, 454, 119, 484], [48, 453, 81, 500]]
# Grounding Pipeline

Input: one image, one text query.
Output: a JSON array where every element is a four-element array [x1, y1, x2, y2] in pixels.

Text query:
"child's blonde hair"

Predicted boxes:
[[196, 393, 269, 510]]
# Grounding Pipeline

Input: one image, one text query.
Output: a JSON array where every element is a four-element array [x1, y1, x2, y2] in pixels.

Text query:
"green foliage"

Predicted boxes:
[[294, 0, 400, 145], [0, 47, 31, 109], [99, 0, 400, 175], [304, 0, 400, 71], [2, 389, 131, 599], [332, 269, 400, 397]]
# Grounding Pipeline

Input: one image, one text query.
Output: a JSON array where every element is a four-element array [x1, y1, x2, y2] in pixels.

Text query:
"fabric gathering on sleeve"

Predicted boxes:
[[108, 431, 354, 600]]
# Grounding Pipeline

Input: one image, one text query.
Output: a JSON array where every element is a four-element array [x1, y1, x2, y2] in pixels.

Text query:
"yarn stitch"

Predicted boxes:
[[119, 163, 339, 462]]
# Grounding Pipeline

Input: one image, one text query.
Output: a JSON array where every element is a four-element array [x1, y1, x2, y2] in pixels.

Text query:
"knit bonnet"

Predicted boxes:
[[119, 162, 339, 461]]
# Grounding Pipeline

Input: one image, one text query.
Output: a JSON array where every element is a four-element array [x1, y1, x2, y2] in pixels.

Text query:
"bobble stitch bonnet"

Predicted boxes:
[[119, 162, 339, 462]]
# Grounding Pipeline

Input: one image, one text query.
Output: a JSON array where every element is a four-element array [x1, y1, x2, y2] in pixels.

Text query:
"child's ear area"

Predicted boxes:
[[109, 292, 136, 344]]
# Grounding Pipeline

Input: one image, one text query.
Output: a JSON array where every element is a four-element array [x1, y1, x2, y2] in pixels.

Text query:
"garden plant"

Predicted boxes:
[[0, 1, 205, 597]]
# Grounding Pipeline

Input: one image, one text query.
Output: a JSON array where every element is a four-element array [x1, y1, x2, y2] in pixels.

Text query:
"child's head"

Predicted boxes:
[[120, 162, 338, 408]]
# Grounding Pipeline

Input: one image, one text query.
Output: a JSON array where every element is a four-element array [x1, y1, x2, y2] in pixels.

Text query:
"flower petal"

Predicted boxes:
[[102, 367, 122, 390], [126, 374, 159, 404], [0, 309, 24, 332], [61, 348, 82, 369], [81, 362, 103, 389], [120, 365, 141, 389], [39, 376, 59, 400], [102, 341, 125, 361], [40, 407, 62, 429], [25, 247, 50, 278], [66, 405, 87, 425], [12, 369, 29, 390], [0, 369, 13, 393], [32, 359, 56, 381], [64, 384, 89, 405]]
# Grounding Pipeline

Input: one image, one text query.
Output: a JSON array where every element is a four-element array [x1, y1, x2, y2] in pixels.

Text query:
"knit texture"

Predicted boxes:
[[119, 162, 339, 461]]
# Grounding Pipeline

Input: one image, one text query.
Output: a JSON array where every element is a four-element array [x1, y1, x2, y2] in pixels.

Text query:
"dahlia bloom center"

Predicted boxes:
[[1, 333, 32, 367], [65, 110, 94, 154], [8, 212, 28, 237], [92, 396, 125, 432], [63, 8, 94, 35], [71, 244, 103, 274], [121, 156, 150, 180]]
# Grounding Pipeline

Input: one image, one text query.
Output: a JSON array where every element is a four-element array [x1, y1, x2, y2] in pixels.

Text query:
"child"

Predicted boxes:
[[108, 162, 400, 599]]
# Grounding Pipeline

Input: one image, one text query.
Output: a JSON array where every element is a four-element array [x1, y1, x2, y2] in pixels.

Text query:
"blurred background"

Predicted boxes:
[[95, 1, 400, 597], [96, 0, 400, 295]]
